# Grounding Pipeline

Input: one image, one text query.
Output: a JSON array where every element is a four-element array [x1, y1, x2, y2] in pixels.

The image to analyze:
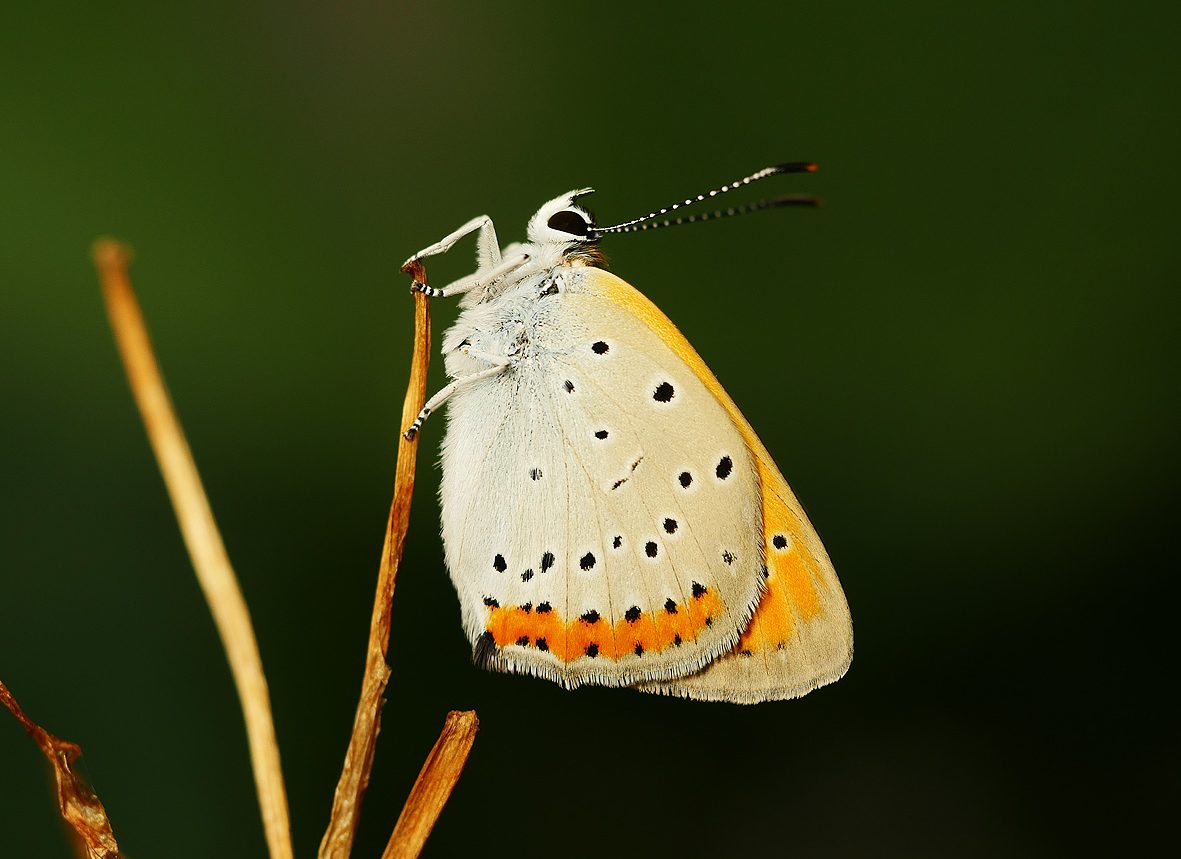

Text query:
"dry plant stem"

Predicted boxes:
[[91, 240, 293, 859], [383, 710, 480, 859], [317, 262, 435, 859], [1, 679, 121, 859]]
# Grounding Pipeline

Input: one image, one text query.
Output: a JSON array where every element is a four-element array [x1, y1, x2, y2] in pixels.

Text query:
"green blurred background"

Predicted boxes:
[[2, 2, 1177, 856]]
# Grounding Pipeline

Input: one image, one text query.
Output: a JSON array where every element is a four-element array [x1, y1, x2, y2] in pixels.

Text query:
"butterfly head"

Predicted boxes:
[[516, 164, 820, 273], [527, 189, 598, 246]]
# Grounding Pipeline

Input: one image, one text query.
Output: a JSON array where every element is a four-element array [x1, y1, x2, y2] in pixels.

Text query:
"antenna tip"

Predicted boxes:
[[769, 194, 823, 209], [773, 161, 818, 174]]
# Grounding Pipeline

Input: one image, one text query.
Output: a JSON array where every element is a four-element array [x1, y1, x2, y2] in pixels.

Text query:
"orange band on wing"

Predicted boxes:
[[485, 588, 724, 662], [738, 550, 820, 651], [738, 507, 824, 652]]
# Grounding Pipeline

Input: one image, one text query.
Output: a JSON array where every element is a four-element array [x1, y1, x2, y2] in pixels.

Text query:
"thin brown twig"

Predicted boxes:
[[1, 679, 121, 859], [92, 240, 293, 859], [383, 710, 480, 859], [320, 260, 472, 859]]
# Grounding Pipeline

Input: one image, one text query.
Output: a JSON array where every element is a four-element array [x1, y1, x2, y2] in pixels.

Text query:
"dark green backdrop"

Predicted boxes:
[[2, 2, 1177, 856]]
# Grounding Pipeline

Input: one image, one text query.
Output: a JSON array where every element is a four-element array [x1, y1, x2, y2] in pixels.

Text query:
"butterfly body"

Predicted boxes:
[[409, 169, 852, 703]]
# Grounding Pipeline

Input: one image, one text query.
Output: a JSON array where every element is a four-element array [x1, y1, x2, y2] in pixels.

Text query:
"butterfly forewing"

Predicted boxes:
[[566, 268, 855, 702]]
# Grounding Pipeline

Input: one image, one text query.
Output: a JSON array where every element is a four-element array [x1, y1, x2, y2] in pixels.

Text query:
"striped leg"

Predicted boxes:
[[409, 252, 530, 300], [403, 359, 510, 440]]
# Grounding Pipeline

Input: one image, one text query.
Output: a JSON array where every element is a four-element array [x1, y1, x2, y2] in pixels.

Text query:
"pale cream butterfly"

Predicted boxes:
[[402, 164, 852, 703]]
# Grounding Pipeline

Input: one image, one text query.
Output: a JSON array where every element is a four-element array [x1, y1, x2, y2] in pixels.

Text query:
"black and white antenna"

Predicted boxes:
[[590, 162, 820, 236]]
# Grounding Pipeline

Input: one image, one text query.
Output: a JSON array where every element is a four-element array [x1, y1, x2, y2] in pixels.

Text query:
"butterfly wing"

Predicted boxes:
[[638, 472, 854, 702], [438, 269, 769, 688], [576, 267, 854, 703]]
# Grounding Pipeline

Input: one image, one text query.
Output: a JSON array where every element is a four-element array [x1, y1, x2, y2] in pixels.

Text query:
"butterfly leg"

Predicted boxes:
[[410, 251, 530, 299], [403, 215, 501, 269], [403, 358, 510, 440]]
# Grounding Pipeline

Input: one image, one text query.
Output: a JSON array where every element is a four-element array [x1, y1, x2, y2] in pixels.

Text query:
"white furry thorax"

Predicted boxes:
[[442, 248, 593, 381]]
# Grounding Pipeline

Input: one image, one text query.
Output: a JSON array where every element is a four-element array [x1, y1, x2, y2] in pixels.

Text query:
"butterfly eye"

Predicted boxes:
[[546, 209, 591, 238]]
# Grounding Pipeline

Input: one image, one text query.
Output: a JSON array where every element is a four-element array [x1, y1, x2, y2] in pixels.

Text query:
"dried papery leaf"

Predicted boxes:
[[1, 679, 121, 859], [383, 710, 480, 859], [91, 240, 293, 859], [318, 262, 440, 859]]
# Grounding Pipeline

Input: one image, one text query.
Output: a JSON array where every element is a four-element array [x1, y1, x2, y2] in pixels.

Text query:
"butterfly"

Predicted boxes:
[[402, 164, 852, 703]]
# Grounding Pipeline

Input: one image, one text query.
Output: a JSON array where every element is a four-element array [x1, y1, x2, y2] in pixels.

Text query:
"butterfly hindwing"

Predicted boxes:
[[439, 268, 767, 688], [639, 474, 853, 702]]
